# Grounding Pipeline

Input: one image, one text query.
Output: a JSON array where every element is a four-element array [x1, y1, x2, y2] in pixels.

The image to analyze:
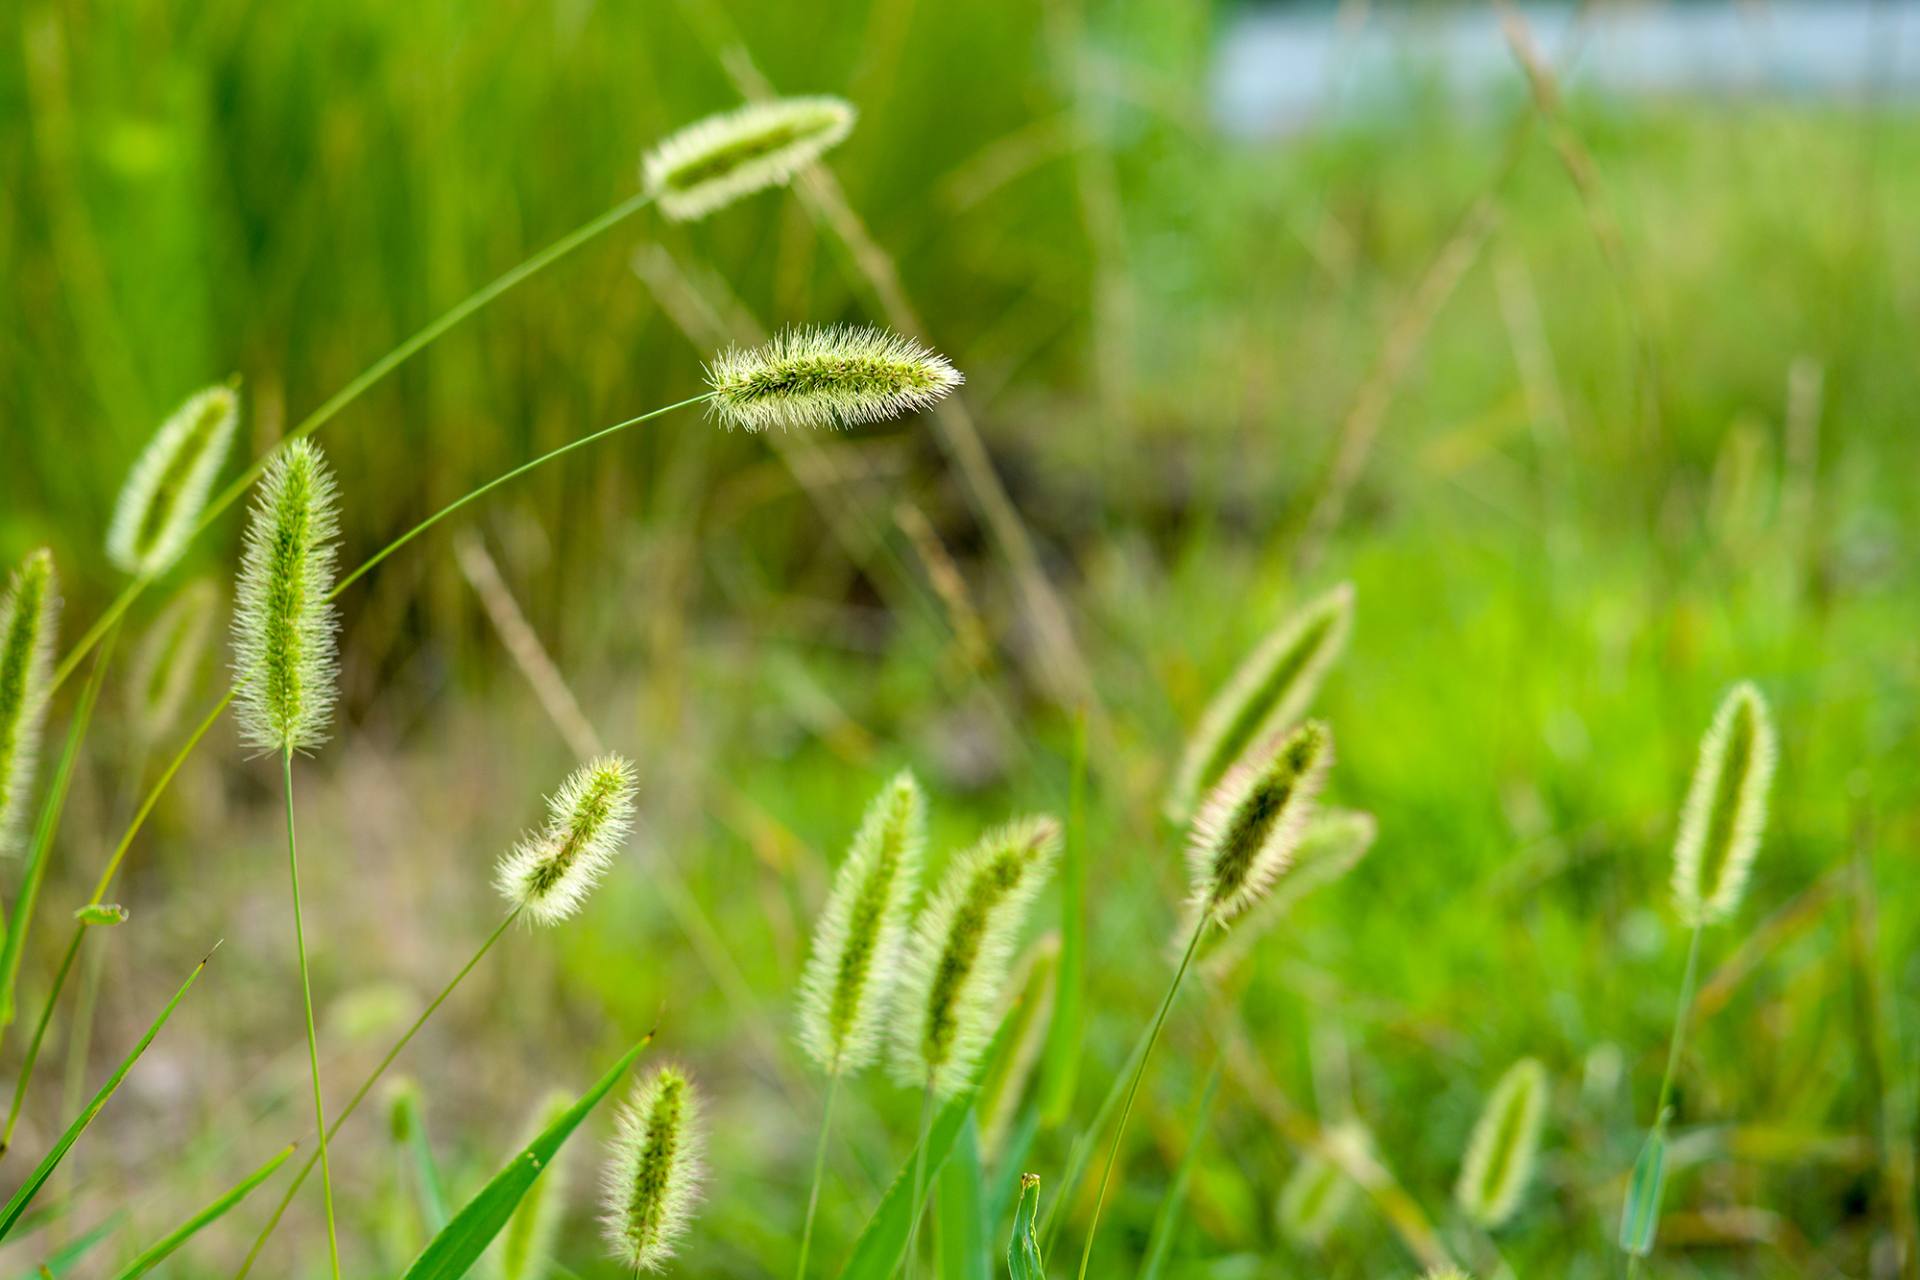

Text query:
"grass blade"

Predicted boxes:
[[107, 1144, 294, 1279], [1137, 1061, 1220, 1280], [1006, 1175, 1044, 1280], [936, 1115, 989, 1280], [1617, 1126, 1669, 1256], [21, 1210, 124, 1277], [0, 947, 213, 1239], [1037, 710, 1087, 1129], [401, 1030, 655, 1280]]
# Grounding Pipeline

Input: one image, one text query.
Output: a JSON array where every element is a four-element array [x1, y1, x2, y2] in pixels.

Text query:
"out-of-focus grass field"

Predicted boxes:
[[2, 0, 1918, 1276]]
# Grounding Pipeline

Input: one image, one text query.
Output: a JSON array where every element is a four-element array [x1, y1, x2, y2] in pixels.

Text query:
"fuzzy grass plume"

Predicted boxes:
[[1455, 1057, 1549, 1229], [706, 325, 963, 433], [496, 755, 638, 925], [127, 580, 219, 744], [1186, 720, 1333, 926], [1671, 682, 1777, 927], [643, 96, 855, 222], [798, 770, 926, 1076], [601, 1064, 704, 1272], [1200, 808, 1375, 977], [107, 382, 241, 577], [231, 440, 341, 754], [1167, 582, 1353, 822], [0, 550, 59, 856], [891, 815, 1061, 1097]]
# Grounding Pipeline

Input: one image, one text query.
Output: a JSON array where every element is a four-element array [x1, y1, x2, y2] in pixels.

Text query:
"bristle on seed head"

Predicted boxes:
[[1671, 681, 1776, 927], [496, 755, 638, 925], [601, 1065, 704, 1272], [706, 325, 962, 433]]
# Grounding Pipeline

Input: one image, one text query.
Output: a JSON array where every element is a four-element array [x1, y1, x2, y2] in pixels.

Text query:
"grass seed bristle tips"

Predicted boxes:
[[107, 382, 241, 577], [496, 755, 638, 925], [601, 1064, 704, 1273], [1187, 719, 1333, 926], [1455, 1056, 1549, 1229], [0, 549, 60, 856], [129, 579, 220, 743], [643, 96, 856, 222], [706, 325, 963, 433], [1671, 681, 1777, 927], [797, 769, 926, 1077], [891, 814, 1061, 1097], [1167, 582, 1353, 823], [231, 440, 341, 755]]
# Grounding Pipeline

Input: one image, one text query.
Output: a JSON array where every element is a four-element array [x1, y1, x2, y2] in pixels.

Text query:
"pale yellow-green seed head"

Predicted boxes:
[[706, 325, 963, 433], [495, 755, 638, 925], [1671, 681, 1777, 927], [108, 382, 241, 577], [643, 96, 855, 222], [601, 1065, 704, 1272], [0, 549, 59, 856], [1186, 720, 1333, 926], [1454, 1057, 1549, 1229]]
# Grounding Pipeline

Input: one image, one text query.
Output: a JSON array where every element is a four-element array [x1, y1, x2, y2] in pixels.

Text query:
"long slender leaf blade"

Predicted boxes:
[[936, 1115, 989, 1280], [1006, 1175, 1044, 1280], [1036, 711, 1087, 1129], [401, 1032, 653, 1280], [0, 949, 211, 1239], [1137, 1062, 1220, 1280], [19, 1211, 124, 1278], [108, 1144, 294, 1279], [1617, 1126, 1669, 1255]]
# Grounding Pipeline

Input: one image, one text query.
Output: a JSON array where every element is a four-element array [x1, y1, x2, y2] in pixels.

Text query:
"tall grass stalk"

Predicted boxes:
[[279, 752, 338, 1277]]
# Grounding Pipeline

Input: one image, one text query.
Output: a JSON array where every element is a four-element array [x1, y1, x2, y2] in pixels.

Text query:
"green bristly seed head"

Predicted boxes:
[[1672, 681, 1777, 927], [230, 440, 341, 755], [891, 814, 1061, 1097], [74, 903, 129, 926], [496, 755, 638, 925], [1187, 719, 1333, 926], [706, 324, 964, 432], [1277, 1144, 1356, 1247], [128, 579, 220, 744], [797, 769, 926, 1077], [0, 548, 59, 857], [643, 96, 855, 222], [107, 382, 241, 577], [1167, 582, 1353, 823], [1199, 808, 1375, 977], [1455, 1056, 1549, 1229], [491, 1088, 575, 1280], [601, 1065, 704, 1273]]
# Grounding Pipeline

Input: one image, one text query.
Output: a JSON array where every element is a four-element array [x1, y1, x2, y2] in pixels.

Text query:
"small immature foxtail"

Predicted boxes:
[[107, 382, 241, 577], [643, 97, 856, 222], [1454, 1057, 1549, 1229], [1671, 681, 1777, 927], [601, 1065, 705, 1272]]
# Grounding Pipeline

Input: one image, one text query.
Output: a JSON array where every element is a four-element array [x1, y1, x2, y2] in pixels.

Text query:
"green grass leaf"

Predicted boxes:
[[0, 947, 212, 1239], [19, 1210, 124, 1277], [107, 1143, 294, 1279], [401, 1031, 654, 1280], [936, 1115, 989, 1280], [1006, 1174, 1044, 1280], [1617, 1125, 1669, 1256]]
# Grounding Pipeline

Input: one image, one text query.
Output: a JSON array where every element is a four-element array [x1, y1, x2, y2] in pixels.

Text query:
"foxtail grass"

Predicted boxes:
[[1454, 1057, 1548, 1229], [794, 771, 926, 1280], [231, 440, 342, 1279], [1622, 682, 1777, 1274], [495, 755, 639, 925], [602, 1065, 705, 1271], [1166, 583, 1352, 822], [707, 325, 963, 432], [0, 549, 59, 857], [1278, 1145, 1357, 1247], [106, 382, 240, 577], [644, 96, 855, 222]]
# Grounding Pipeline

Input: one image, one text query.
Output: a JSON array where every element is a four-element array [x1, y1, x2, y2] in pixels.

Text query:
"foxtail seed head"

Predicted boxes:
[[231, 441, 340, 755], [1199, 808, 1375, 978], [1672, 682, 1777, 927], [1167, 582, 1352, 823], [0, 549, 59, 856], [601, 1065, 704, 1272], [107, 383, 241, 577], [128, 580, 220, 744], [1277, 1145, 1356, 1247], [1454, 1057, 1548, 1229], [797, 770, 926, 1077], [891, 815, 1061, 1097], [706, 325, 963, 433], [1187, 720, 1332, 926], [496, 756, 638, 925], [644, 96, 855, 222]]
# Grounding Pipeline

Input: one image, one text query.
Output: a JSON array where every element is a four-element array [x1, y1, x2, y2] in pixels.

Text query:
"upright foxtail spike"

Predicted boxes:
[[108, 382, 242, 577], [891, 815, 1060, 1097], [797, 770, 926, 1077], [495, 756, 639, 925], [230, 440, 341, 755], [0, 549, 60, 856], [601, 1065, 704, 1272], [1671, 682, 1777, 927], [643, 96, 856, 222], [1454, 1057, 1549, 1229], [1186, 720, 1333, 926], [1168, 582, 1353, 823], [706, 325, 963, 433]]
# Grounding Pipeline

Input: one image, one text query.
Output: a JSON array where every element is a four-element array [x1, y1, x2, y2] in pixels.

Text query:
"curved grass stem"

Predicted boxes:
[[1624, 922, 1705, 1278], [282, 752, 340, 1279], [1073, 916, 1208, 1280], [45, 190, 658, 698]]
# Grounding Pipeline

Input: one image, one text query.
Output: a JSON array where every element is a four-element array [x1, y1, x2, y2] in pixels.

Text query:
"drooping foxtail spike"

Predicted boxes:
[[706, 325, 962, 433], [643, 96, 856, 222], [495, 755, 638, 925]]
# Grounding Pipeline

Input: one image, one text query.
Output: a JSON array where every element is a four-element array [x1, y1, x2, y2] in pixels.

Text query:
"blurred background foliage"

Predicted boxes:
[[1, 0, 1917, 1276]]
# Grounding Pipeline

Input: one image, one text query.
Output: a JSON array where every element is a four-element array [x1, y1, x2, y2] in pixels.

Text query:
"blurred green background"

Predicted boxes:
[[2, 0, 1917, 1275]]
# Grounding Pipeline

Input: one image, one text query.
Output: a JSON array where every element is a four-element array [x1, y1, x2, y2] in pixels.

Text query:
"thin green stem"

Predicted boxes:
[[1626, 922, 1705, 1280], [795, 1072, 840, 1280], [1074, 916, 1208, 1280], [282, 752, 340, 1280], [904, 1083, 935, 1278], [0, 928, 84, 1157], [44, 189, 658, 697]]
